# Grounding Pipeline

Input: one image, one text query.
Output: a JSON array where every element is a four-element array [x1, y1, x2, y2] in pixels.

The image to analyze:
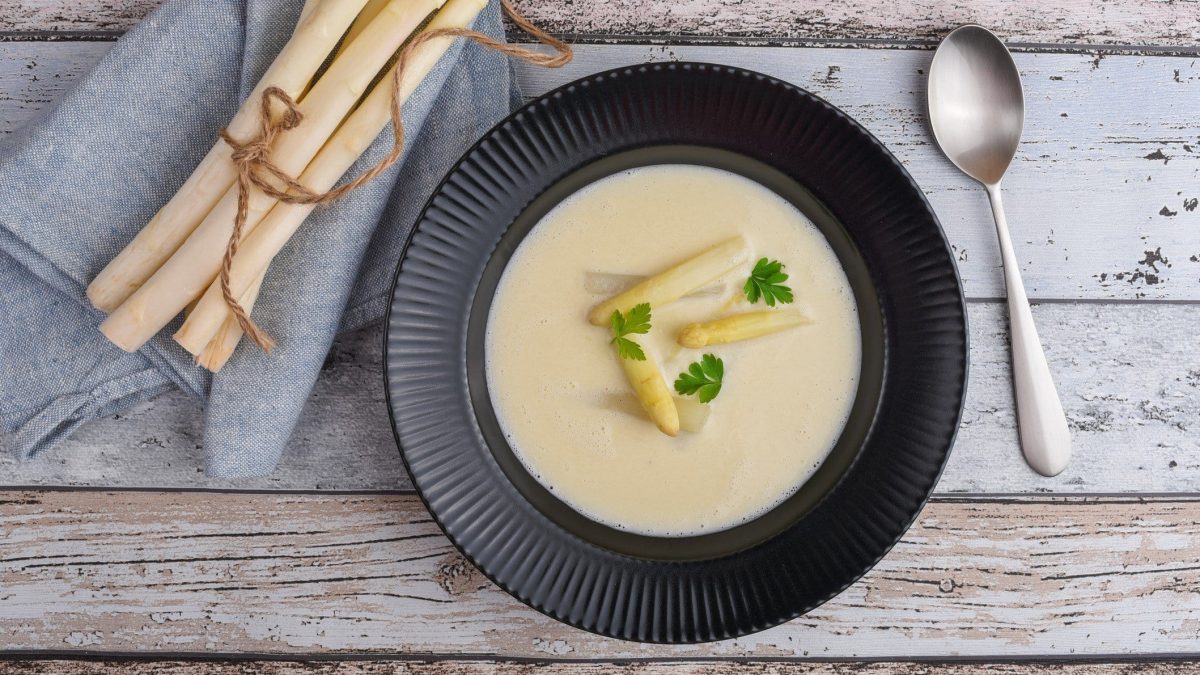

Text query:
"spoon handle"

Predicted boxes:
[[985, 183, 1071, 476]]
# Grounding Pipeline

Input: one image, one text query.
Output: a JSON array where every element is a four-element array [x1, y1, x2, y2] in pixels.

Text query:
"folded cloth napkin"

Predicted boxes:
[[0, 0, 520, 476]]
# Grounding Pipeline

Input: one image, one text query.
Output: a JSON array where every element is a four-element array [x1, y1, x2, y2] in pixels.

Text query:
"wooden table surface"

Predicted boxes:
[[2, 0, 1199, 672]]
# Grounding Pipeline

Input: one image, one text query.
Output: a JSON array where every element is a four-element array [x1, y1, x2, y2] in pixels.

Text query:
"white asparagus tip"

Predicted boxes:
[[678, 309, 810, 349]]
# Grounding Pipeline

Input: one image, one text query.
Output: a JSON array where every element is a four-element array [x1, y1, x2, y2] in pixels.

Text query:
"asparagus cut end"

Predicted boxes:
[[675, 396, 711, 434]]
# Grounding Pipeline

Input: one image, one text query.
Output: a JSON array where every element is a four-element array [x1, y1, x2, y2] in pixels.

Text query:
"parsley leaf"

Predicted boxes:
[[610, 303, 652, 361], [613, 337, 646, 361], [743, 257, 795, 306], [674, 353, 724, 403]]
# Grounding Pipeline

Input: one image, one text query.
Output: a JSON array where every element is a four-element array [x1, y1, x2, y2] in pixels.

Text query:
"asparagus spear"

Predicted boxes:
[[587, 237, 750, 326], [85, 0, 372, 312], [175, 0, 489, 360], [674, 396, 710, 433], [677, 309, 810, 348], [584, 272, 722, 298], [335, 0, 390, 59], [194, 270, 267, 372], [298, 0, 322, 22], [100, 0, 447, 353], [620, 355, 680, 437]]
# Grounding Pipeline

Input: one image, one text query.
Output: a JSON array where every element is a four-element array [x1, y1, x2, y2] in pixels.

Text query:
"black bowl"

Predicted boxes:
[[384, 62, 968, 643]]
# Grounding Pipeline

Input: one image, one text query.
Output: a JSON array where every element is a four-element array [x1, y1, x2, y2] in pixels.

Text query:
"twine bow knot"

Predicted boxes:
[[222, 92, 302, 166]]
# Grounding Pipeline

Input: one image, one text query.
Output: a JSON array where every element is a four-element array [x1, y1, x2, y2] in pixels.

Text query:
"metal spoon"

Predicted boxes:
[[927, 25, 1071, 476]]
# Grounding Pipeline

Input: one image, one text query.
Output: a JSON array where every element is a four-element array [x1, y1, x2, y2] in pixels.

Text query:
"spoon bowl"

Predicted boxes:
[[928, 25, 1024, 186]]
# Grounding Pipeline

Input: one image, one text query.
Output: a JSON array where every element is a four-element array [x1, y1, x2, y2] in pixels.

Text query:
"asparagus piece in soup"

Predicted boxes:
[[674, 396, 711, 433], [609, 303, 678, 436], [678, 310, 809, 348], [587, 237, 750, 325], [620, 357, 680, 437], [584, 272, 723, 298]]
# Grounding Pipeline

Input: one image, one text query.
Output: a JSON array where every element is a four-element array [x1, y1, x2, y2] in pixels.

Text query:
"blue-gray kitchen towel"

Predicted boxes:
[[0, 0, 520, 476]]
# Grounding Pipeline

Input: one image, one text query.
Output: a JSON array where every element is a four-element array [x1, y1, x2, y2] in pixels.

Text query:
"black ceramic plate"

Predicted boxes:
[[385, 62, 968, 643]]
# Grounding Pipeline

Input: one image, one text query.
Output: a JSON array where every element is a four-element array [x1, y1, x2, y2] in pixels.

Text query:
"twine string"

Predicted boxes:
[[217, 0, 571, 352]]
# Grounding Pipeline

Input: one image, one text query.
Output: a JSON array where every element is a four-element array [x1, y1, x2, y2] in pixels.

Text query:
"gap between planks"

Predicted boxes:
[[2, 653, 1200, 667], [1, 0, 1200, 53], [3, 491, 1200, 658]]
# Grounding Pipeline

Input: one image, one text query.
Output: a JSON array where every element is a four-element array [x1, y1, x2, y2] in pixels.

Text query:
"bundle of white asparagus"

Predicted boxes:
[[89, 0, 569, 371]]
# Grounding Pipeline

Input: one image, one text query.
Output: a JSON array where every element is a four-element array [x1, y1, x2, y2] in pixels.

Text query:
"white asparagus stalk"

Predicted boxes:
[[175, 0, 488, 356], [299, 0, 322, 22], [587, 237, 751, 325], [620, 355, 679, 437], [584, 272, 723, 298], [674, 396, 710, 434], [85, 0, 371, 312], [297, 0, 335, 99], [195, 271, 267, 372], [678, 309, 810, 348], [100, 0, 446, 353], [335, 0, 390, 59]]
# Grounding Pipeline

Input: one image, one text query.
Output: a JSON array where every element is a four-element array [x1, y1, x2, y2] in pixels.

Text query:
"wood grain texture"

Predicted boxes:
[[0, 0, 160, 37], [3, 491, 1200, 658], [0, 43, 101, 136], [4, 43, 1199, 302], [2, 0, 1199, 50], [4, 301, 1200, 492], [3, 661, 1200, 674], [514, 0, 1200, 49]]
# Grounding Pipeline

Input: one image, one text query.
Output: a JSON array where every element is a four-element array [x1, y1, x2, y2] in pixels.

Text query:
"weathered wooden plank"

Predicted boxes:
[[3, 491, 1200, 657], [0, 42, 104, 136], [4, 300, 1200, 494], [2, 660, 1198, 674], [4, 43, 1199, 301], [2, 0, 1199, 51], [521, 0, 1200, 49], [0, 0, 160, 37]]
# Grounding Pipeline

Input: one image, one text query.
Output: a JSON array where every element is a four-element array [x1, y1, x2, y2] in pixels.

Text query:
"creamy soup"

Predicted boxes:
[[485, 165, 860, 537]]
